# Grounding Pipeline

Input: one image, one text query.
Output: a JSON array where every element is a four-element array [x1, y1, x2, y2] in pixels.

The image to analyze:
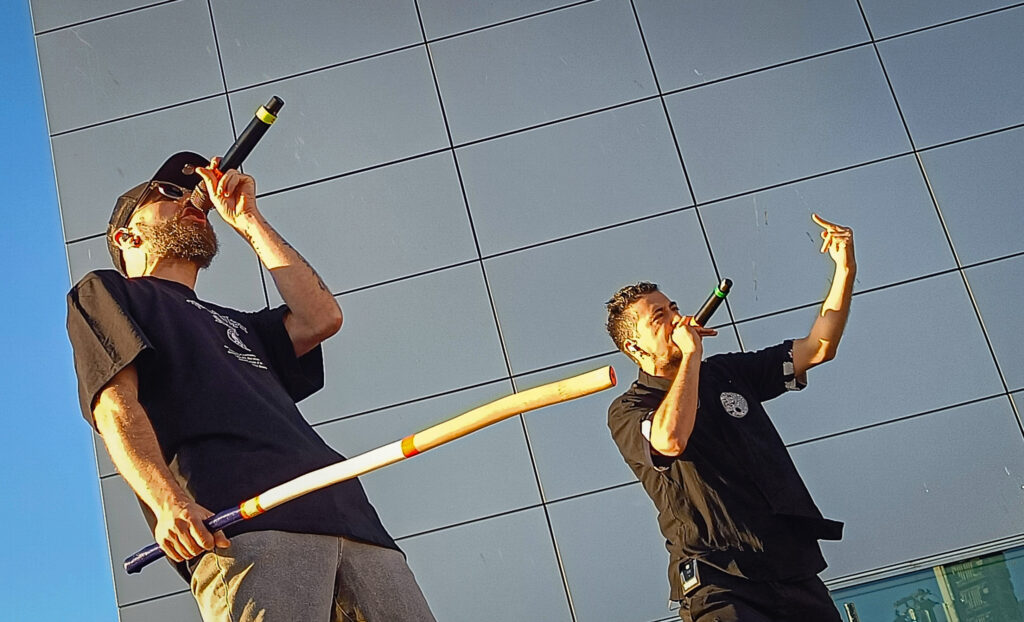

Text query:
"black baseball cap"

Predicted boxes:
[[107, 151, 210, 273]]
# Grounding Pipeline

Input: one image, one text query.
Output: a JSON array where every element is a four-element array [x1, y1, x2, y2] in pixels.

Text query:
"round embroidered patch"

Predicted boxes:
[[720, 392, 749, 418]]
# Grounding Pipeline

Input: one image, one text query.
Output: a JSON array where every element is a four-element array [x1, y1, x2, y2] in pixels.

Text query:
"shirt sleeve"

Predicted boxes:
[[607, 395, 673, 473], [247, 305, 325, 402], [66, 272, 152, 428], [709, 339, 806, 403]]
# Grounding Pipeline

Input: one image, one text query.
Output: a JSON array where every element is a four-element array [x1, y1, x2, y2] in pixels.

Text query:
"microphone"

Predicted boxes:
[[189, 95, 284, 211], [692, 278, 731, 327]]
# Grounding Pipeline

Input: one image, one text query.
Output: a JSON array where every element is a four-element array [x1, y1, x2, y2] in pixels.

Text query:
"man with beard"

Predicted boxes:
[[66, 152, 435, 621], [605, 214, 854, 622]]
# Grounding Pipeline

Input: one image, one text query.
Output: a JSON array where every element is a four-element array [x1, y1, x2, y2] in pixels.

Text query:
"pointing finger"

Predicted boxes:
[[812, 213, 848, 233], [811, 213, 834, 228], [195, 164, 224, 193], [194, 166, 214, 184]]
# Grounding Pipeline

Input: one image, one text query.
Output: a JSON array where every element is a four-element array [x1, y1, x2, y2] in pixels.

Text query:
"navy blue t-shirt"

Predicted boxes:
[[67, 270, 397, 577]]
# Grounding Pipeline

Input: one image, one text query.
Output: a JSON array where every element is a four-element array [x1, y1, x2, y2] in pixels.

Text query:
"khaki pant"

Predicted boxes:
[[190, 531, 436, 622]]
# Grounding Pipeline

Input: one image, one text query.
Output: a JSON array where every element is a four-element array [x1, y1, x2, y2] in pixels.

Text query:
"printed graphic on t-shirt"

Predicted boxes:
[[720, 391, 749, 418], [187, 300, 267, 370]]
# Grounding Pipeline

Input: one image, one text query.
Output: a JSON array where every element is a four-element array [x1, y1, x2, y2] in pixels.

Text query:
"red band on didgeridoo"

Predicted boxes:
[[400, 435, 420, 458], [240, 497, 265, 519]]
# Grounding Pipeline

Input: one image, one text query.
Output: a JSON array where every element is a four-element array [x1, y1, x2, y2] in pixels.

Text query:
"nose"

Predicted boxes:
[[175, 192, 198, 213]]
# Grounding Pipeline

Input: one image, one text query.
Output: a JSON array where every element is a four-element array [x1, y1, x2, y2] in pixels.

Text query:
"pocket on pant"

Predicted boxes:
[[677, 597, 694, 622]]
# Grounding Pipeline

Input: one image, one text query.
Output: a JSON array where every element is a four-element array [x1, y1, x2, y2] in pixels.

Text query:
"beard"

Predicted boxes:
[[138, 217, 219, 270], [659, 341, 684, 371]]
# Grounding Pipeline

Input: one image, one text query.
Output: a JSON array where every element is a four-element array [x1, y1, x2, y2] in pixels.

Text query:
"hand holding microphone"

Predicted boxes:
[[188, 96, 284, 212], [671, 317, 717, 358], [193, 160, 259, 231], [672, 279, 731, 356]]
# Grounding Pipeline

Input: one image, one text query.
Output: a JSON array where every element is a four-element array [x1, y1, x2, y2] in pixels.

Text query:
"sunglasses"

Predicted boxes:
[[139, 181, 192, 206]]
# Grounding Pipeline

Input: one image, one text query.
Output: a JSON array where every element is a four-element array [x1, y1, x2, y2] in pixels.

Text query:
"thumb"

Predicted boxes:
[[214, 530, 230, 548]]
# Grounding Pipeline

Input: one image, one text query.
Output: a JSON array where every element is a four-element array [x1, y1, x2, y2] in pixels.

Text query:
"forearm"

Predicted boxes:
[[802, 262, 856, 369], [198, 165, 341, 352], [95, 380, 229, 559], [94, 391, 190, 515], [649, 355, 701, 456], [238, 214, 343, 352]]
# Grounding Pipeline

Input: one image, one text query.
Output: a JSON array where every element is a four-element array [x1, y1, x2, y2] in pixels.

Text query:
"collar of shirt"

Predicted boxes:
[[636, 368, 672, 392]]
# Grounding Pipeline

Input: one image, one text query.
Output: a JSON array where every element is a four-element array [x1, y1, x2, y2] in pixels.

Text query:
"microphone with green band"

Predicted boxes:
[[692, 278, 732, 327], [189, 95, 284, 211]]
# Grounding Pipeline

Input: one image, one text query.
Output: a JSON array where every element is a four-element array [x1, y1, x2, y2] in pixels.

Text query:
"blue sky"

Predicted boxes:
[[1, 1, 118, 618]]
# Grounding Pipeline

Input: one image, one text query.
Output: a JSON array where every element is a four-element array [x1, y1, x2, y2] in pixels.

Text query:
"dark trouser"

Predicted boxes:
[[678, 563, 842, 622]]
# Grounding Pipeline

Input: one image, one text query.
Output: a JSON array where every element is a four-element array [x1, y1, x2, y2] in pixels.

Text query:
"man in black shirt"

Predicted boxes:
[[606, 214, 854, 622], [67, 152, 435, 621]]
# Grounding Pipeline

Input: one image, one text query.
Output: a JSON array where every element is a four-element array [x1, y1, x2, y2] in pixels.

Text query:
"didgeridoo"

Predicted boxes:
[[125, 365, 617, 574]]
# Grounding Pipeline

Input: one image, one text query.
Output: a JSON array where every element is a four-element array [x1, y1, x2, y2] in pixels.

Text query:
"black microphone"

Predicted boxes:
[[692, 278, 732, 327], [189, 95, 284, 211]]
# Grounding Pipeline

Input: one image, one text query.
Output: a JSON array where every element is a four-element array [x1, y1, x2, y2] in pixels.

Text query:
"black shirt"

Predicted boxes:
[[67, 270, 398, 577], [607, 341, 843, 600]]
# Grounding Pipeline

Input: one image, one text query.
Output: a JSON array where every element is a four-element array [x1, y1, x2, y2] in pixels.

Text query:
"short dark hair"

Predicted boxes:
[[606, 281, 659, 361]]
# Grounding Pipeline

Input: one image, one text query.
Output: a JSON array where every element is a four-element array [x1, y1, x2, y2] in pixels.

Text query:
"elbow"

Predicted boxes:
[[808, 337, 838, 366], [313, 296, 343, 339], [326, 305, 343, 337], [650, 434, 686, 457], [815, 349, 837, 365], [317, 306, 343, 341], [819, 341, 839, 363]]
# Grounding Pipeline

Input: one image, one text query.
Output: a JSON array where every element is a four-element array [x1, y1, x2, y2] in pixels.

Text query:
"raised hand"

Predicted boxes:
[[671, 315, 718, 358], [812, 213, 855, 268], [195, 157, 259, 232]]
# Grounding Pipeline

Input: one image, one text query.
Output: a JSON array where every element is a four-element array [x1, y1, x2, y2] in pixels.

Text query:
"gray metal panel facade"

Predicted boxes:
[[32, 1, 1024, 619]]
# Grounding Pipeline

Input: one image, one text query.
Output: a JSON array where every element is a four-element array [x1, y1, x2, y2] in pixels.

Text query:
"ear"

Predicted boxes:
[[113, 228, 140, 249], [624, 339, 644, 359]]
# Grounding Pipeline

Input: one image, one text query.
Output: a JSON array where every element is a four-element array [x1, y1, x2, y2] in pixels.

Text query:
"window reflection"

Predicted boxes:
[[832, 547, 1024, 622]]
